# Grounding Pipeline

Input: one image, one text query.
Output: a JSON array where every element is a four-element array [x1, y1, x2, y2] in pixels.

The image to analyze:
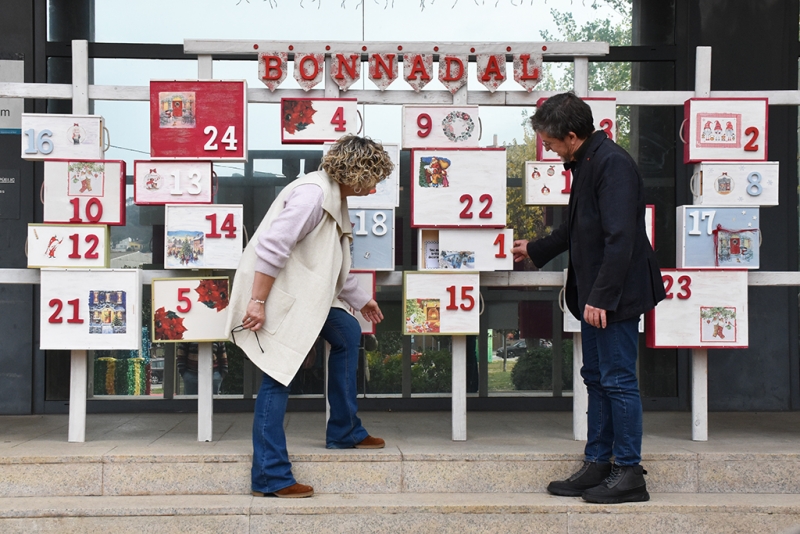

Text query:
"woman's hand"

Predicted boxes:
[[243, 299, 266, 331], [360, 299, 384, 324]]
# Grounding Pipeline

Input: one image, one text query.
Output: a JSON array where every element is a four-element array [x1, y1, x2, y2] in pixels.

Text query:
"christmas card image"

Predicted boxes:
[[697, 113, 741, 148], [418, 156, 452, 188], [439, 250, 475, 270], [67, 161, 106, 197], [405, 298, 441, 334], [700, 306, 737, 343], [159, 92, 196, 129], [88, 290, 127, 335]]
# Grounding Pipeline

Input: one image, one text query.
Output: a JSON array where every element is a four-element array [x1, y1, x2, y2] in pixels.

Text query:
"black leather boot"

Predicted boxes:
[[547, 460, 613, 497], [581, 463, 650, 503]]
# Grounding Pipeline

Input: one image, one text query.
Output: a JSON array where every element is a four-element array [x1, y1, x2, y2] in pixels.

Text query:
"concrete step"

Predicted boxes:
[[1, 493, 799, 533], [3, 449, 800, 497]]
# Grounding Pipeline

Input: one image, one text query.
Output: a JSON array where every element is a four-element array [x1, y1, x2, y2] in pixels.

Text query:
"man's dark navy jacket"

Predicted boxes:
[[526, 130, 666, 323]]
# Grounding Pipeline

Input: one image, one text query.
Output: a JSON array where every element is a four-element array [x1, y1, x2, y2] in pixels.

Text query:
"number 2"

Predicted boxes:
[[743, 127, 759, 152]]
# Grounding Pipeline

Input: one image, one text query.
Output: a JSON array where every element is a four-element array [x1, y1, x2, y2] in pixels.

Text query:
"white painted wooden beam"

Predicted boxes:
[[452, 335, 467, 441], [68, 350, 87, 442], [197, 342, 213, 442], [691, 349, 708, 441], [572, 333, 588, 441], [573, 57, 589, 98], [198, 55, 213, 80], [71, 40, 90, 115], [184, 40, 609, 57]]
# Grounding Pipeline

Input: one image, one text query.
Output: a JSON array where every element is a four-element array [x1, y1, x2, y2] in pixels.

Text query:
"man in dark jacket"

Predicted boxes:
[[511, 92, 666, 504]]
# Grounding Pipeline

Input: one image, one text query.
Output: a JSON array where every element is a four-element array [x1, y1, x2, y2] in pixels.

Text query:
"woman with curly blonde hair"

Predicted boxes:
[[227, 135, 393, 499]]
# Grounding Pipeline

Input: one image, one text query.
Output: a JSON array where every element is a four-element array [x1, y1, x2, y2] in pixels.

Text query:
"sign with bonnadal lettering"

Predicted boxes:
[[150, 80, 247, 161]]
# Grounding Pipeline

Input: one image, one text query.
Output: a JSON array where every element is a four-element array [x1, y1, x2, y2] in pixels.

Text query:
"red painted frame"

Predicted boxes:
[[682, 98, 768, 164]]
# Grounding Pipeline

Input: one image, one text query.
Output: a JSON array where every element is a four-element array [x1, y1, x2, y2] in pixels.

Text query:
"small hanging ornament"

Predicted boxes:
[[368, 53, 398, 91], [403, 53, 433, 92], [330, 52, 361, 92], [476, 54, 506, 93], [293, 53, 325, 92], [513, 53, 542, 92], [438, 55, 468, 95], [258, 52, 288, 92]]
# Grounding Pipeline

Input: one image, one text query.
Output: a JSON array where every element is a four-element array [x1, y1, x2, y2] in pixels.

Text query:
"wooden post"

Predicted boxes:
[[452, 335, 467, 441], [197, 342, 213, 442], [71, 40, 89, 114], [692, 348, 709, 441], [68, 349, 87, 443], [572, 333, 588, 441]]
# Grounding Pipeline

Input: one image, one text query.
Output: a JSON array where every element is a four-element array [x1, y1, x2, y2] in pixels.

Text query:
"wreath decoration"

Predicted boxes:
[[441, 111, 475, 142]]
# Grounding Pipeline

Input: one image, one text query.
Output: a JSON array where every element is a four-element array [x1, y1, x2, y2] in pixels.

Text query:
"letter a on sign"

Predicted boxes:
[[476, 54, 506, 93], [259, 52, 288, 92], [438, 55, 468, 95], [403, 54, 433, 92]]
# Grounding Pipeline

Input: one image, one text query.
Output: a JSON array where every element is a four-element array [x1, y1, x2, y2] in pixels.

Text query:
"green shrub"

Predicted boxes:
[[366, 352, 402, 394], [511, 339, 574, 391], [411, 349, 451, 393]]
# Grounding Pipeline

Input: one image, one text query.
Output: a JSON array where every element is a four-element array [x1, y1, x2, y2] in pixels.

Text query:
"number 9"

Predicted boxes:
[[417, 113, 432, 138]]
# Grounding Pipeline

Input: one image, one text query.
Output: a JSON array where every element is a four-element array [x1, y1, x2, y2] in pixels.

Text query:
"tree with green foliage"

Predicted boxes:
[[537, 1, 633, 150]]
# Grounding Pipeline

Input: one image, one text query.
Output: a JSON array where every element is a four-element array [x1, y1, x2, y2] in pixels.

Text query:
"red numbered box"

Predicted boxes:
[[536, 97, 616, 161], [134, 160, 214, 205], [28, 224, 109, 269], [151, 277, 230, 342], [43, 159, 126, 226], [281, 98, 359, 144], [645, 269, 749, 349], [418, 228, 514, 272], [39, 268, 141, 350], [524, 161, 572, 205], [401, 105, 480, 149], [403, 272, 480, 335], [348, 271, 376, 335], [164, 204, 243, 270], [21, 113, 105, 161], [411, 148, 507, 228], [150, 80, 247, 161], [683, 98, 768, 164]]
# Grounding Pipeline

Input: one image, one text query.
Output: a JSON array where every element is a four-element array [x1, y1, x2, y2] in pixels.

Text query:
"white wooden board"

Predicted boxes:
[[524, 161, 572, 205], [677, 205, 760, 269], [418, 228, 513, 272], [403, 272, 480, 335], [683, 98, 768, 163], [646, 269, 749, 349], [151, 277, 230, 342], [40, 268, 141, 350], [411, 148, 506, 228], [164, 204, 243, 270], [692, 162, 779, 207], [134, 160, 214, 205], [281, 98, 359, 144], [21, 114, 104, 161], [349, 208, 395, 271], [27, 224, 109, 268], [401, 105, 480, 148], [43, 160, 126, 226]]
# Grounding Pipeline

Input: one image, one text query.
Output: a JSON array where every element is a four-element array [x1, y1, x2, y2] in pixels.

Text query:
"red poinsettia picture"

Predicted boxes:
[[195, 278, 229, 312], [154, 307, 188, 340], [282, 99, 317, 134]]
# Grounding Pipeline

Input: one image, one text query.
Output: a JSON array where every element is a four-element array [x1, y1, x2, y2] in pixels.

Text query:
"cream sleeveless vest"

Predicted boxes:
[[225, 170, 352, 386]]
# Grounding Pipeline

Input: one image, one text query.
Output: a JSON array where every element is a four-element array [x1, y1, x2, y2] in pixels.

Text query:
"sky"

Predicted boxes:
[[88, 0, 629, 175]]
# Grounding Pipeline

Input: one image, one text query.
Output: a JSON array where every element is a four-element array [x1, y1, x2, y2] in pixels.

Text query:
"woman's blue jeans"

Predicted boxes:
[[251, 307, 368, 493], [580, 316, 643, 467]]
